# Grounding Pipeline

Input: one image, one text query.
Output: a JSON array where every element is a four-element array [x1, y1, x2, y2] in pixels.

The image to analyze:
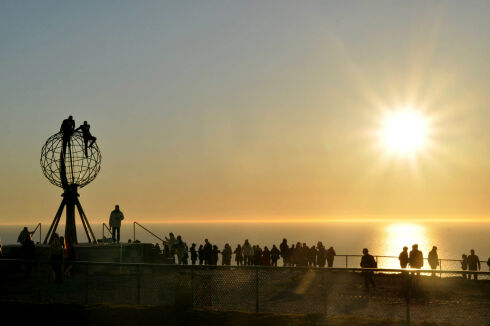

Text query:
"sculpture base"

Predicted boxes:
[[43, 187, 97, 245]]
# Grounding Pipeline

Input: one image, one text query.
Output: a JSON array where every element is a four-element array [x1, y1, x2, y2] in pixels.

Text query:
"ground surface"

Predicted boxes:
[[0, 303, 460, 326], [1, 263, 488, 325]]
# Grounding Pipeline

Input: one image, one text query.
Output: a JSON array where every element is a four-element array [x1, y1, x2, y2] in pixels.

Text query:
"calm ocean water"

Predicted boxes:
[[1, 222, 489, 269]]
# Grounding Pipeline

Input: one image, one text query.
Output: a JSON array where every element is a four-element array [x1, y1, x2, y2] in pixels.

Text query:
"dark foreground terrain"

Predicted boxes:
[[0, 303, 461, 326]]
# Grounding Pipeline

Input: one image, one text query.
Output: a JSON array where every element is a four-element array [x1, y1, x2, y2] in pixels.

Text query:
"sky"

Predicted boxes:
[[0, 1, 489, 225]]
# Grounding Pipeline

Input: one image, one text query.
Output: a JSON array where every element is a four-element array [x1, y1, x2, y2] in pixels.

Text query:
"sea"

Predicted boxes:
[[1, 221, 489, 270]]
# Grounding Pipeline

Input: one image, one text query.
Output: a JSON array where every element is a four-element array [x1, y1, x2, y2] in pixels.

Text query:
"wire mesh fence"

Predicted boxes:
[[0, 260, 488, 325]]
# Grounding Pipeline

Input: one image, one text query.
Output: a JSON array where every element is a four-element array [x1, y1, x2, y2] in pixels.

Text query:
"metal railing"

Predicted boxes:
[[323, 254, 485, 274], [31, 223, 42, 244], [0, 259, 488, 324], [101, 223, 112, 244], [133, 222, 165, 245]]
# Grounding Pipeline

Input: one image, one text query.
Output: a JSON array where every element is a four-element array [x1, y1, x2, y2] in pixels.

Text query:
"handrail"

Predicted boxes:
[[1, 258, 489, 275], [133, 221, 165, 244], [334, 254, 486, 267], [102, 223, 112, 244], [31, 223, 42, 244]]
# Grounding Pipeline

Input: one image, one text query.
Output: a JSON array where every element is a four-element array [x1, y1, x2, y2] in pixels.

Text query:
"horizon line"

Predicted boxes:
[[1, 217, 490, 226]]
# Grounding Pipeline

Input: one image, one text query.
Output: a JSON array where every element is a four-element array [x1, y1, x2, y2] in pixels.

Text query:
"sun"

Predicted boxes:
[[379, 108, 429, 156]]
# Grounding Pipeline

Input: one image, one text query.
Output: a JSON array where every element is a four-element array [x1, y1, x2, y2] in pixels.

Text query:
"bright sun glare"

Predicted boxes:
[[380, 109, 428, 155]]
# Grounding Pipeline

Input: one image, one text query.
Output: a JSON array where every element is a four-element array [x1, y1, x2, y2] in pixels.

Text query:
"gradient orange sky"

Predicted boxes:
[[0, 2, 489, 224]]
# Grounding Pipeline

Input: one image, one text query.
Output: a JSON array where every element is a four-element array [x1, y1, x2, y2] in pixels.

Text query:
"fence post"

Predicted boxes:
[[323, 269, 328, 316], [406, 272, 411, 325], [439, 259, 442, 278], [345, 256, 348, 268], [85, 263, 89, 304], [255, 267, 259, 313], [37, 261, 41, 302], [136, 264, 141, 304], [191, 267, 195, 309]]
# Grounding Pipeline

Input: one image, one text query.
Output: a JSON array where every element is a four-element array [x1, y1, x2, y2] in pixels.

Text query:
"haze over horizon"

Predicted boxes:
[[1, 1, 489, 225]]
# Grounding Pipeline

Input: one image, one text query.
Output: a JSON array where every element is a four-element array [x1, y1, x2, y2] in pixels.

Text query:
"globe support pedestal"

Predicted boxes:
[[43, 186, 97, 245]]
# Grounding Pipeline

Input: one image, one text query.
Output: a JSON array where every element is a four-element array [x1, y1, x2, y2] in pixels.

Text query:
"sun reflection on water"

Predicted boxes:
[[380, 223, 430, 269]]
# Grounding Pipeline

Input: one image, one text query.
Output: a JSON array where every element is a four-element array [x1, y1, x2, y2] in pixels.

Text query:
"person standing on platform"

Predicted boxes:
[[467, 249, 481, 280], [428, 246, 439, 276], [270, 245, 281, 267], [360, 248, 377, 292], [242, 239, 252, 266], [198, 245, 204, 265], [109, 205, 125, 243], [190, 243, 197, 265], [17, 227, 34, 245], [279, 239, 289, 266], [398, 247, 409, 268], [409, 244, 424, 276], [327, 246, 336, 267]]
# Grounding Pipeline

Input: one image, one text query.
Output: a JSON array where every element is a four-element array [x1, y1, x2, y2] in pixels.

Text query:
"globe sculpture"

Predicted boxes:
[[41, 122, 101, 245]]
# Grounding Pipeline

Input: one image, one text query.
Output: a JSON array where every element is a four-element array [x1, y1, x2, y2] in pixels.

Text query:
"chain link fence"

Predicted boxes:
[[0, 260, 488, 325]]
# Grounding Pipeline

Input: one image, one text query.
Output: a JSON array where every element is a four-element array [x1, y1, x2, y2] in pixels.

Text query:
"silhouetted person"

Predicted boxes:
[[398, 247, 409, 268], [293, 242, 305, 266], [254, 245, 262, 266], [409, 244, 423, 276], [242, 239, 252, 266], [175, 235, 186, 264], [467, 249, 480, 280], [289, 244, 295, 266], [262, 246, 271, 266], [280, 239, 289, 266], [109, 205, 124, 243], [327, 246, 336, 267], [308, 245, 317, 267], [234, 244, 243, 266], [211, 245, 219, 265], [360, 248, 376, 292], [222, 243, 232, 266], [64, 239, 77, 278], [182, 244, 189, 265], [75, 121, 97, 158], [203, 239, 212, 265], [428, 246, 439, 276], [22, 235, 36, 279], [317, 242, 326, 267], [60, 116, 75, 155], [17, 227, 34, 245], [198, 245, 204, 265], [270, 245, 280, 267], [165, 232, 177, 258], [461, 254, 468, 279], [301, 243, 309, 266], [50, 233, 63, 283], [292, 242, 302, 266], [190, 243, 197, 265]]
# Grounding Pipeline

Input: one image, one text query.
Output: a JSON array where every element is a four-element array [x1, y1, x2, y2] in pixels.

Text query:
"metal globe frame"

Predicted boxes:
[[41, 130, 101, 245]]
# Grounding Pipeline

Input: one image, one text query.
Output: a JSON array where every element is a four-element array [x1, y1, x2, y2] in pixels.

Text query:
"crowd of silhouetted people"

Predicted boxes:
[[9, 227, 490, 287], [159, 233, 488, 282], [161, 234, 338, 268], [16, 227, 77, 283]]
